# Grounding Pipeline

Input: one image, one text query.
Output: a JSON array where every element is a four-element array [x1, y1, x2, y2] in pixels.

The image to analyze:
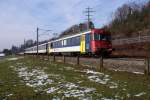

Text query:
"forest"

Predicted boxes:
[[105, 1, 150, 38]]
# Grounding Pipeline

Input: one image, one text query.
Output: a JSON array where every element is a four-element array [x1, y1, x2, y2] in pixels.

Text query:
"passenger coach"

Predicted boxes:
[[25, 43, 48, 54]]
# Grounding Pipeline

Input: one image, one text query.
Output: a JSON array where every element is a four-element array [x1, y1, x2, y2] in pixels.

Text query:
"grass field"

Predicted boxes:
[[0, 56, 150, 100]]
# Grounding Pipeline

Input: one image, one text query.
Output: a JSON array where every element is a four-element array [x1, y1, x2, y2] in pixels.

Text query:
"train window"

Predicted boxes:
[[100, 35, 107, 41], [56, 42, 57, 47], [60, 41, 62, 47], [94, 34, 100, 40], [54, 42, 56, 48], [51, 43, 53, 48], [93, 34, 111, 41], [100, 34, 111, 41], [70, 38, 73, 46], [74, 37, 77, 45], [86, 34, 90, 42], [54, 41, 60, 48], [58, 41, 61, 47], [64, 40, 67, 46], [67, 39, 70, 46], [55, 42, 57, 48], [69, 38, 72, 45], [62, 40, 64, 46], [77, 36, 80, 45], [59, 41, 61, 47], [75, 36, 80, 45], [66, 39, 69, 46]]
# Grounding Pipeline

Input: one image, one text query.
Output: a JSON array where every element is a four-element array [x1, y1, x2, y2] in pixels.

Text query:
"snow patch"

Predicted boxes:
[[114, 69, 144, 75], [133, 72, 144, 75], [7, 93, 13, 97], [126, 93, 131, 97], [85, 69, 105, 75], [63, 87, 95, 97], [10, 65, 95, 98], [84, 69, 118, 89], [46, 87, 59, 93], [7, 58, 18, 61], [109, 82, 118, 89], [7, 57, 23, 61], [135, 92, 146, 97], [10, 66, 53, 88], [88, 75, 109, 85], [57, 82, 96, 98]]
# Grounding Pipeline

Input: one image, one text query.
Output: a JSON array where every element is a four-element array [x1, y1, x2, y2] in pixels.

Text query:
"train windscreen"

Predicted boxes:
[[93, 34, 111, 41]]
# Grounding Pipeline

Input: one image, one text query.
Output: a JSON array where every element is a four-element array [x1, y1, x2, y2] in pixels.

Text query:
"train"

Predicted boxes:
[[25, 28, 112, 56]]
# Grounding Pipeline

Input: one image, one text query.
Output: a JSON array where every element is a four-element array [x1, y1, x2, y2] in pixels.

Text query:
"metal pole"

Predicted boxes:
[[145, 57, 150, 75], [63, 55, 66, 63], [77, 55, 80, 65], [53, 55, 55, 62], [37, 27, 39, 56], [139, 32, 141, 42], [48, 54, 50, 61], [100, 56, 103, 72], [148, 58, 150, 75], [24, 39, 26, 56]]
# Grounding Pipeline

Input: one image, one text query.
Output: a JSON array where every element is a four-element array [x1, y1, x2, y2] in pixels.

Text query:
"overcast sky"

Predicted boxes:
[[0, 0, 148, 51]]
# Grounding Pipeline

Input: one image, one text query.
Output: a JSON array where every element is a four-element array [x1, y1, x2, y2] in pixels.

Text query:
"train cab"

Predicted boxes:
[[91, 29, 112, 55]]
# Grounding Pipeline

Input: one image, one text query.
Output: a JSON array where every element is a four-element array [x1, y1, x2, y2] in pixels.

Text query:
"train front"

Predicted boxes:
[[91, 29, 112, 56]]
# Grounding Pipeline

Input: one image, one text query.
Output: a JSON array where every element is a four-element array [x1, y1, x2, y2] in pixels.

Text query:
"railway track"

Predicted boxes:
[[35, 55, 146, 74], [112, 35, 150, 45]]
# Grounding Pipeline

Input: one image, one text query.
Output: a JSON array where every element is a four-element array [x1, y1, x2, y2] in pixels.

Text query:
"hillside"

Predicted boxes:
[[59, 21, 94, 38], [105, 1, 150, 38]]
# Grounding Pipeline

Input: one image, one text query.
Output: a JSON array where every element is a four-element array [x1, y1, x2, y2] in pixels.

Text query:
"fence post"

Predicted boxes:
[[42, 55, 44, 60], [38, 55, 40, 59], [145, 57, 150, 75], [63, 55, 66, 63], [47, 54, 49, 61], [77, 55, 80, 65], [53, 55, 55, 62], [99, 56, 103, 72], [40, 55, 42, 60]]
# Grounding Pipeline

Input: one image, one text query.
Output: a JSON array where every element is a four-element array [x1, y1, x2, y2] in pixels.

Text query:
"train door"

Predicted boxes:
[[85, 33, 91, 53], [46, 43, 48, 54], [48, 42, 52, 54], [80, 34, 85, 53]]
